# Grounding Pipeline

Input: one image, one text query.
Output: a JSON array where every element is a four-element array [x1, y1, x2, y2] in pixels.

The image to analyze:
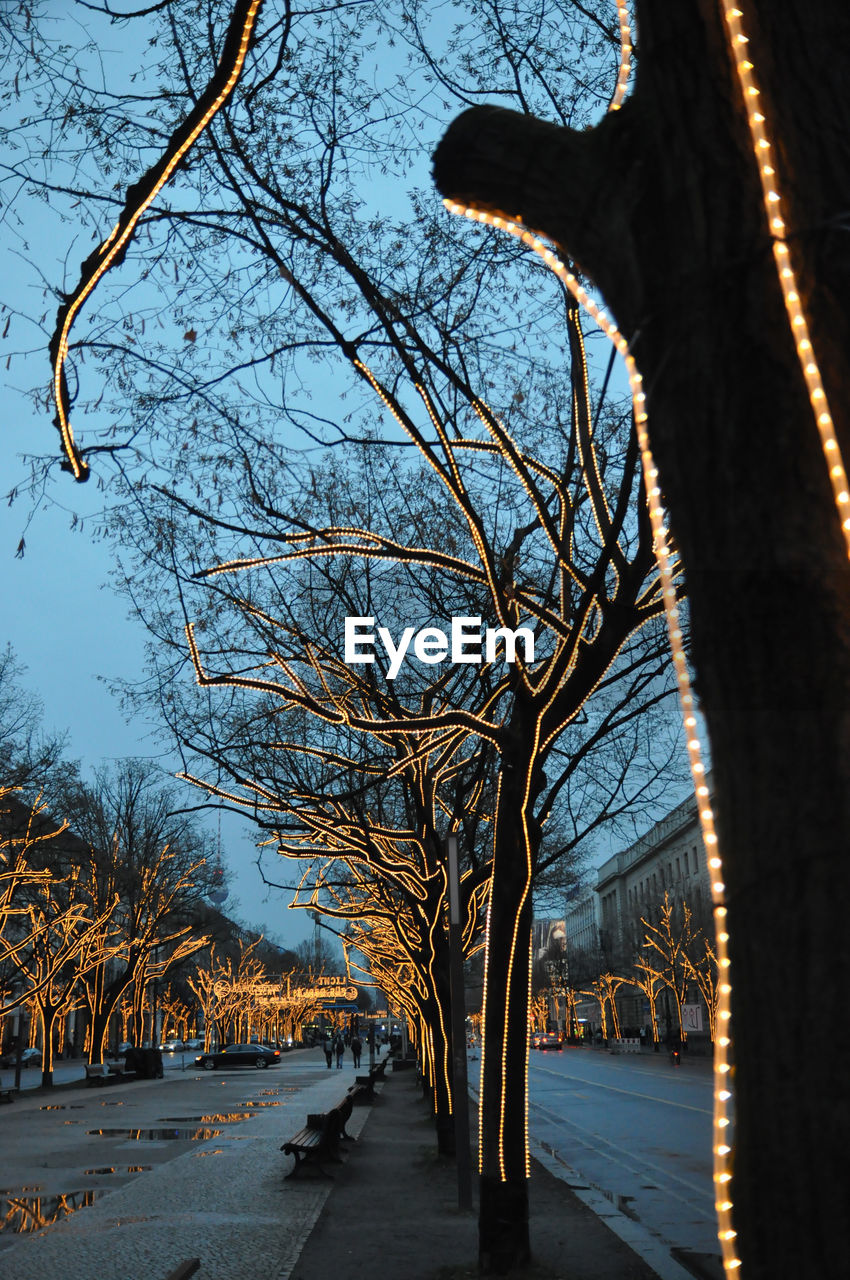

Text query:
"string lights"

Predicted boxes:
[[439, 193, 740, 1271], [51, 0, 264, 481], [441, 1, 741, 1259], [608, 2, 634, 112], [720, 4, 850, 559]]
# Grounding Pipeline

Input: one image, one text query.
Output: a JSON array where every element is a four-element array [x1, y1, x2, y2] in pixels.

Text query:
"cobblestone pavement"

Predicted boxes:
[[0, 1053, 375, 1280]]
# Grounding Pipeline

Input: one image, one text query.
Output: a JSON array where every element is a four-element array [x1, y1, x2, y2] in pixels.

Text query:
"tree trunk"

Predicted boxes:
[[478, 748, 536, 1273], [38, 1004, 58, 1089], [416, 985, 456, 1155], [434, 4, 850, 1276]]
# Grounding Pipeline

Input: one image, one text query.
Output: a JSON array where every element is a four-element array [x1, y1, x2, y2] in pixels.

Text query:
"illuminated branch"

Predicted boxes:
[[49, 0, 265, 480]]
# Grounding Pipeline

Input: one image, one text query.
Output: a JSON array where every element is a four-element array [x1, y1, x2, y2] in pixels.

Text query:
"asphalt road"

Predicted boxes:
[[528, 1044, 717, 1259]]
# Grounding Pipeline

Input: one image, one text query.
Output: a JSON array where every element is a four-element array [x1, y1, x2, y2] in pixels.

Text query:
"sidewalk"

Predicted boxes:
[[0, 1060, 363, 1280], [0, 1058, 673, 1280], [290, 1068, 663, 1280]]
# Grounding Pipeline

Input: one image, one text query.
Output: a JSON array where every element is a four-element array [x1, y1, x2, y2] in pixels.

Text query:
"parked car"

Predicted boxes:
[[537, 1034, 563, 1051], [195, 1043, 281, 1070], [0, 1046, 42, 1068], [184, 1038, 203, 1049]]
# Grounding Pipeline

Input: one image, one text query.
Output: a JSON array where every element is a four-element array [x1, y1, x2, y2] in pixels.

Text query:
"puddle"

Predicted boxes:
[[84, 1166, 152, 1175], [193, 1149, 225, 1158], [0, 1189, 106, 1236], [99, 1100, 129, 1106], [86, 1127, 223, 1141], [158, 1113, 254, 1124], [39, 1104, 84, 1111], [240, 1100, 282, 1108]]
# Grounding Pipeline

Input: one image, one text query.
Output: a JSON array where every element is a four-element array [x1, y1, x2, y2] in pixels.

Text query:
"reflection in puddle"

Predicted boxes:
[[39, 1105, 83, 1111], [84, 1166, 152, 1175], [240, 1100, 282, 1108], [86, 1127, 223, 1141], [0, 1189, 106, 1236], [0, 1186, 43, 1195], [99, 1100, 129, 1107], [158, 1113, 254, 1124], [193, 1149, 225, 1158]]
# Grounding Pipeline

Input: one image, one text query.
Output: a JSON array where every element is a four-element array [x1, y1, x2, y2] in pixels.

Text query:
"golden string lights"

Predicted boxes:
[[441, 1, 738, 1257], [720, 3, 850, 560], [608, 2, 634, 112], [50, 0, 264, 481], [439, 194, 740, 1273]]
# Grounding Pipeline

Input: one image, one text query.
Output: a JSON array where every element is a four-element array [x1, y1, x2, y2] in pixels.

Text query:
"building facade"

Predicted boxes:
[[546, 781, 716, 1044]]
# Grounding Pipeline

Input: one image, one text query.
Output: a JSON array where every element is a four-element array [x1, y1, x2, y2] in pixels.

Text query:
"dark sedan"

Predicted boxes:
[[0, 1046, 42, 1068], [195, 1043, 281, 1070], [536, 1034, 563, 1051]]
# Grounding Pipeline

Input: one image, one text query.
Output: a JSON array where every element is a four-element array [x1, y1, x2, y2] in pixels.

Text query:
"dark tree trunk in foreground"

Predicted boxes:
[[435, 4, 850, 1276]]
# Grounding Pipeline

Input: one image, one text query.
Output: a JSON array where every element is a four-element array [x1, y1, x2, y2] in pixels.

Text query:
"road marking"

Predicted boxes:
[[529, 1061, 712, 1115], [530, 1097, 715, 1205]]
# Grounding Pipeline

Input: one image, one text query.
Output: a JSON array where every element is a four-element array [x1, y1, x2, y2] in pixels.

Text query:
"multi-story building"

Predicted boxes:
[[552, 780, 716, 1043], [595, 781, 714, 967]]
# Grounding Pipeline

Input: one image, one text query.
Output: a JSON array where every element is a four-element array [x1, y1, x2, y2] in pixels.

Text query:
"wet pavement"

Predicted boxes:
[[0, 1048, 377, 1279]]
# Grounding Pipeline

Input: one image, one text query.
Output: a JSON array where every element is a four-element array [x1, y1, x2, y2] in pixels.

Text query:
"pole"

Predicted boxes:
[[446, 834, 473, 1211]]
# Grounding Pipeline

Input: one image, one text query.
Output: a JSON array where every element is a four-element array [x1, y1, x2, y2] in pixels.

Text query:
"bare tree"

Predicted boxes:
[[432, 4, 850, 1273], [56, 761, 213, 1060], [4, 3, 689, 1267]]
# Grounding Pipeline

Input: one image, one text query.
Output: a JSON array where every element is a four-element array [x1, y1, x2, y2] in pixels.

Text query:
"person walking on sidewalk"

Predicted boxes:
[[323, 1036, 333, 1069], [335, 1033, 346, 1069], [350, 1034, 362, 1068]]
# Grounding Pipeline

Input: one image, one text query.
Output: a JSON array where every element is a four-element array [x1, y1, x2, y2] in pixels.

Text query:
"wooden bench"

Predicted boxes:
[[85, 1061, 128, 1086], [332, 1091, 357, 1140], [281, 1109, 342, 1178], [347, 1079, 372, 1106], [353, 1058, 388, 1100]]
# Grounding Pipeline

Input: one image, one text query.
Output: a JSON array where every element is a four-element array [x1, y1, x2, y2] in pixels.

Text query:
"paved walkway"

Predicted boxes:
[[1, 1053, 705, 1279], [0, 1056, 367, 1280]]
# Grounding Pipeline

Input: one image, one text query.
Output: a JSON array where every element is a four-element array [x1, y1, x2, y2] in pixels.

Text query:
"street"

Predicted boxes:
[[529, 1044, 717, 1261], [2, 1041, 720, 1272]]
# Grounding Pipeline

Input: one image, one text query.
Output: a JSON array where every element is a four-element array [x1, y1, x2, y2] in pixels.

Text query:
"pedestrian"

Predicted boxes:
[[323, 1036, 333, 1069], [335, 1034, 345, 1069], [350, 1034, 362, 1068]]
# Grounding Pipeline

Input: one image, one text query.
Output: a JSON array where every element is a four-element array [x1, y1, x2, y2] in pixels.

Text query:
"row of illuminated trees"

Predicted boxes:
[[3, 3, 686, 1268], [532, 891, 719, 1048], [0, 663, 345, 1086], [4, 1, 846, 1272], [1, 767, 353, 1082]]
